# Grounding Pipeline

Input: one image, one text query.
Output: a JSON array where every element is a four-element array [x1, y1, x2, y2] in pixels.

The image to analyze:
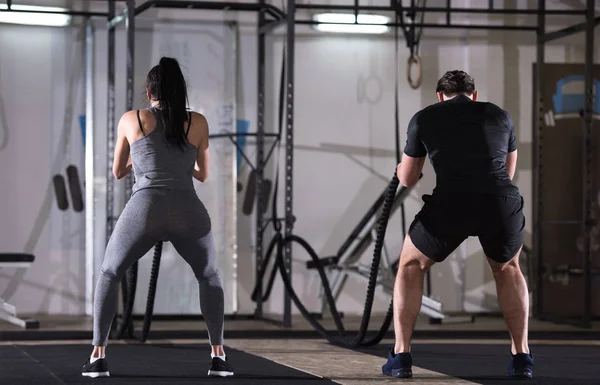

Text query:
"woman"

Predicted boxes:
[[81, 57, 234, 378]]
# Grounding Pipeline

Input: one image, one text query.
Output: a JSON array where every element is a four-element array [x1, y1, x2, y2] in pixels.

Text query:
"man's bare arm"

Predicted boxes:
[[507, 150, 517, 180]]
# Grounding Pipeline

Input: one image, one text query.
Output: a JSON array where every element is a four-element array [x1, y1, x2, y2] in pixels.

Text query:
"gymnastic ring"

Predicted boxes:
[[406, 54, 423, 90]]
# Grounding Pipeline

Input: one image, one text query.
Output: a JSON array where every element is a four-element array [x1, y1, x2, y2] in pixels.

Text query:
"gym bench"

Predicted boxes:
[[0, 253, 40, 329]]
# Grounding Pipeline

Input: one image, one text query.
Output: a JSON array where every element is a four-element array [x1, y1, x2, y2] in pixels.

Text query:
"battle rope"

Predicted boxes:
[[141, 241, 163, 342], [252, 171, 401, 348]]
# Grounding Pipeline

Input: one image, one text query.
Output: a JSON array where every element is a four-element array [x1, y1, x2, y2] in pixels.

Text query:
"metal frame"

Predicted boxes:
[[284, 1, 598, 327], [84, 18, 96, 316], [283, 0, 296, 328], [5, 0, 596, 328], [103, 0, 287, 328], [533, 0, 598, 328]]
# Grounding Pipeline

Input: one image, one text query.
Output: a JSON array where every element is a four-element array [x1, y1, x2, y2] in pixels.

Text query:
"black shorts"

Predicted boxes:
[[408, 193, 525, 263]]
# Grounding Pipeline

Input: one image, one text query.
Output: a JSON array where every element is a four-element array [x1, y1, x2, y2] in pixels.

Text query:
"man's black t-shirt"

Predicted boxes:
[[404, 95, 520, 198]]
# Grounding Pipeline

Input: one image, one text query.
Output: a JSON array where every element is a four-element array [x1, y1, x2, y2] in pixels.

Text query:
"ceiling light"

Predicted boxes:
[[312, 13, 390, 34], [0, 4, 71, 27]]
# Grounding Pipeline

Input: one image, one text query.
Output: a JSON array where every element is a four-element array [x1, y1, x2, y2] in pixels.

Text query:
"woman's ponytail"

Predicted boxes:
[[146, 57, 189, 148]]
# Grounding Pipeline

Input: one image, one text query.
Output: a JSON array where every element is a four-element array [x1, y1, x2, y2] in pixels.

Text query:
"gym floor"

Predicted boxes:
[[2, 314, 599, 384]]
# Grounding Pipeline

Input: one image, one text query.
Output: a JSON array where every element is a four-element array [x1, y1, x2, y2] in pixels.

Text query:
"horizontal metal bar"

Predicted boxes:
[[260, 19, 285, 35], [109, 0, 285, 28], [0, 299, 17, 316], [0, 262, 33, 269], [153, 0, 286, 19], [420, 304, 446, 319], [542, 220, 583, 224], [542, 16, 600, 43], [551, 267, 600, 275], [134, 0, 157, 17], [537, 314, 590, 328], [422, 295, 443, 312], [209, 132, 280, 139], [0, 312, 28, 328], [0, 8, 107, 17], [296, 3, 586, 15], [297, 20, 538, 31]]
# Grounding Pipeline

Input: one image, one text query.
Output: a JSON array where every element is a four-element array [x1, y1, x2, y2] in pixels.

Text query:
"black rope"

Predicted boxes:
[[140, 241, 163, 343], [249, 26, 404, 347], [114, 242, 163, 341], [109, 276, 132, 339], [253, 171, 401, 348], [113, 264, 136, 339]]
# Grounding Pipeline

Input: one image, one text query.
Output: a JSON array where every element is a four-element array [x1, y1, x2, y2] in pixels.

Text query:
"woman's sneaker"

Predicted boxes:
[[82, 357, 110, 378], [208, 356, 234, 377]]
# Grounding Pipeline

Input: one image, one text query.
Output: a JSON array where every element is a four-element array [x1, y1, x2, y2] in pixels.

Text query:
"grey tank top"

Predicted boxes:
[[129, 107, 197, 194]]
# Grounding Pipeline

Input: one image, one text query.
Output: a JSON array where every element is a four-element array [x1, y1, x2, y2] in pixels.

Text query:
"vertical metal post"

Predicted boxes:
[[533, 0, 545, 318], [84, 18, 95, 316], [124, 0, 135, 198], [582, 0, 595, 327], [118, 0, 137, 339], [255, 1, 266, 319], [106, 0, 116, 248], [283, 0, 295, 328], [106, 0, 119, 334]]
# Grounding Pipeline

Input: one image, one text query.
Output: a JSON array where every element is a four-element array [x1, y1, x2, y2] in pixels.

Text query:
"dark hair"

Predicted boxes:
[[435, 70, 475, 96], [146, 57, 189, 149]]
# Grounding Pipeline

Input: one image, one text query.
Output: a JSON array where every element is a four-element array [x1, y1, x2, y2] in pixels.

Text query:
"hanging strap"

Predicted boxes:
[[271, 42, 286, 233], [185, 112, 192, 138], [137, 109, 145, 135]]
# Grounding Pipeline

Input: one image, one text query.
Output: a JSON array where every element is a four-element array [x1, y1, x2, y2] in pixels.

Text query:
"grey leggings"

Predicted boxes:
[[93, 189, 224, 346]]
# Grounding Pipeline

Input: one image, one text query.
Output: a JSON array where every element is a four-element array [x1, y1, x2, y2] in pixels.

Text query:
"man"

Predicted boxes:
[[381, 70, 533, 379]]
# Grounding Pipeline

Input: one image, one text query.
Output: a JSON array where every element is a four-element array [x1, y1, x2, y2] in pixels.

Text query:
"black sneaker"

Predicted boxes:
[[381, 348, 412, 378], [507, 352, 534, 379], [208, 356, 234, 377], [82, 357, 110, 378]]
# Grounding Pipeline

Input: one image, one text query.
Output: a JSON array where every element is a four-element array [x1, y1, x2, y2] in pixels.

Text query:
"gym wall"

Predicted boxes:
[[0, 24, 86, 315], [1, 7, 599, 317]]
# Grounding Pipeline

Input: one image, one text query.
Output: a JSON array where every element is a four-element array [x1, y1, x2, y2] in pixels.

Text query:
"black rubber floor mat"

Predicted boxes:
[[359, 342, 600, 385], [1, 343, 337, 384]]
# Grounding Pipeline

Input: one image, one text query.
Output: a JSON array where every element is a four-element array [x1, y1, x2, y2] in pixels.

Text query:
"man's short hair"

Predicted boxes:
[[436, 70, 475, 96]]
